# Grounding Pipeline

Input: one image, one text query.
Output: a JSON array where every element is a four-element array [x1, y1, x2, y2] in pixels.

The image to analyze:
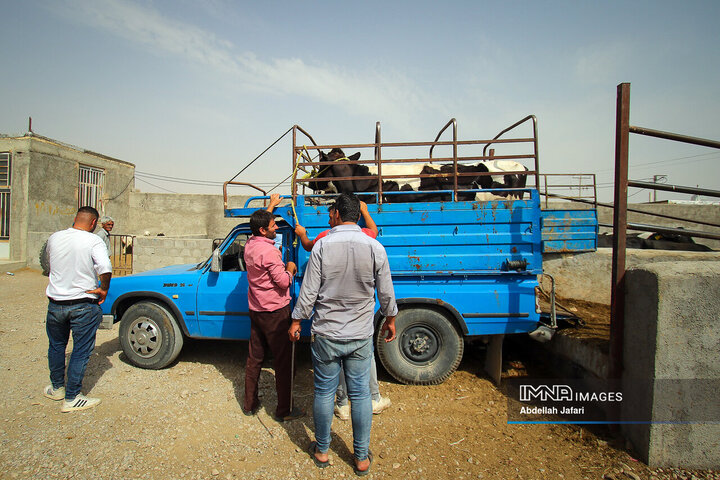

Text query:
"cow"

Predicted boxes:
[[597, 231, 712, 251], [305, 148, 528, 202]]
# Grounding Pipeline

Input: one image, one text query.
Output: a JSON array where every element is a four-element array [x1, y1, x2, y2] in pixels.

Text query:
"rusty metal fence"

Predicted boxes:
[[540, 173, 597, 208], [290, 116, 541, 202], [109, 234, 134, 276], [609, 82, 720, 380]]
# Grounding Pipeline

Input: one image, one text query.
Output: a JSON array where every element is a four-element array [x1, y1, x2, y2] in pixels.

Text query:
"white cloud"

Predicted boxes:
[[61, 0, 437, 129]]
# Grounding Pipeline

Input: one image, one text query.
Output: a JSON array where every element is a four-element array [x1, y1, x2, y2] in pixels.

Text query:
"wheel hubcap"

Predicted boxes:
[[401, 325, 440, 364], [128, 317, 162, 358]]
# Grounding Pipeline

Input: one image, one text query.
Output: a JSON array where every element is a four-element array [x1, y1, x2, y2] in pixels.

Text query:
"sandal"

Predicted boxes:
[[354, 450, 373, 476], [308, 441, 329, 469]]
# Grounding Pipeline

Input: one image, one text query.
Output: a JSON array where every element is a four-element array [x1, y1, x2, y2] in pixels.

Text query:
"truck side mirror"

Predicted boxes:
[[210, 248, 221, 273]]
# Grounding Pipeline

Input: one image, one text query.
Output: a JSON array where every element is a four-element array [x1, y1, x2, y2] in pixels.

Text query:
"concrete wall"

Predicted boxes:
[[133, 237, 214, 273], [0, 135, 134, 267], [621, 261, 720, 468], [543, 248, 720, 305], [126, 192, 252, 240]]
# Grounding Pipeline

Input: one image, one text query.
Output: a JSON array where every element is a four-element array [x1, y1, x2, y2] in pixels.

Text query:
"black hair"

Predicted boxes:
[[77, 206, 100, 220], [331, 193, 361, 223], [249, 209, 274, 236]]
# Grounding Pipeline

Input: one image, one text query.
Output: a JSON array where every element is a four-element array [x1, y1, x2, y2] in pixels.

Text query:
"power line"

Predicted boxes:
[[135, 176, 178, 193]]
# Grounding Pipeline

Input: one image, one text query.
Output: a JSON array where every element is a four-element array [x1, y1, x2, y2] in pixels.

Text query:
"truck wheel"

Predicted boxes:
[[376, 308, 464, 385], [119, 302, 184, 369]]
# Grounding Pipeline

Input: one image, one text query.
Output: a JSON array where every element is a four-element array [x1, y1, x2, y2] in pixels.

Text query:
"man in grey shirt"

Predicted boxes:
[[290, 193, 397, 476], [96, 216, 114, 254]]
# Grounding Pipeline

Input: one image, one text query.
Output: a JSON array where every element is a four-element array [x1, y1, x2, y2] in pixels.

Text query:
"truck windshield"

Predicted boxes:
[[197, 227, 251, 270]]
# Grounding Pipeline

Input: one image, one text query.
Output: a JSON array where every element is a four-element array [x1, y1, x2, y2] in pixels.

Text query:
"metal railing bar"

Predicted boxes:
[[543, 192, 720, 229], [627, 180, 720, 198], [629, 126, 720, 149], [296, 137, 534, 151], [599, 222, 720, 241], [295, 154, 537, 167]]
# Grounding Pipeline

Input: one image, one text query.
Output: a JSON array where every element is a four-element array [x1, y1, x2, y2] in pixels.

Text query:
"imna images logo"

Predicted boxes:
[[520, 384, 573, 402]]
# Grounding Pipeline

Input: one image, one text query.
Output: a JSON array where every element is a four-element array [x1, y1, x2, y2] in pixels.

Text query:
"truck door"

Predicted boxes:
[[196, 229, 251, 339]]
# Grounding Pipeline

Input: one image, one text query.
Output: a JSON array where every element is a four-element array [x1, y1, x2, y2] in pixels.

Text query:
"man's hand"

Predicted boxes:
[[285, 261, 297, 276], [359, 201, 368, 214], [380, 316, 396, 342], [294, 224, 306, 237], [288, 321, 301, 342], [86, 287, 108, 305], [266, 193, 281, 212]]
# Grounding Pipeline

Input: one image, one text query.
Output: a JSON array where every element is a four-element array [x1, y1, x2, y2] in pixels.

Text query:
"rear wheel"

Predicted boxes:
[[376, 307, 464, 385], [119, 302, 184, 369]]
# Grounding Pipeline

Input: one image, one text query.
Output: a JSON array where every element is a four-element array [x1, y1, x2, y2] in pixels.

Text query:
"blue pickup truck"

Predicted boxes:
[[101, 119, 597, 384]]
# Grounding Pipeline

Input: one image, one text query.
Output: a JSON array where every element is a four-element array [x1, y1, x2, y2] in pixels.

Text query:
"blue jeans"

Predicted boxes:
[[311, 335, 373, 460], [46, 301, 103, 400]]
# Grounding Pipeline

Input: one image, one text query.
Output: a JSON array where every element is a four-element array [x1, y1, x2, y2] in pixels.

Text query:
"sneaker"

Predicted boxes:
[[43, 385, 65, 401], [273, 406, 305, 422], [334, 403, 350, 421], [372, 396, 391, 415], [61, 394, 101, 413]]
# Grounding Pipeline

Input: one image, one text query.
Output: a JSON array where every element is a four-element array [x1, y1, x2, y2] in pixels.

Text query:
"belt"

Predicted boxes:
[[49, 297, 98, 306]]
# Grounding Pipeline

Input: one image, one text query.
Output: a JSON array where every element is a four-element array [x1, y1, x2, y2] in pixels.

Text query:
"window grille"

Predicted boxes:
[[0, 152, 9, 187], [78, 165, 105, 209], [0, 152, 10, 240]]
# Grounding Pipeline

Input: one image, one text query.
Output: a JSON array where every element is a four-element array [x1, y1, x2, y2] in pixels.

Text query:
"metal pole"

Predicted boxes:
[[290, 340, 296, 411], [610, 83, 631, 380]]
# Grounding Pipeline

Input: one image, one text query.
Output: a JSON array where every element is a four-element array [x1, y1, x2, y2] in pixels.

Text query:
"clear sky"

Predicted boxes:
[[1, 0, 718, 202]]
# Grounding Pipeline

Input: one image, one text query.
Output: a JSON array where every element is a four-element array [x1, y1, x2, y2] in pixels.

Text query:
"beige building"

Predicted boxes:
[[0, 133, 135, 266]]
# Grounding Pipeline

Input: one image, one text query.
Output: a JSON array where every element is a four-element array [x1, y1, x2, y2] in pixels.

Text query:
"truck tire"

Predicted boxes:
[[119, 301, 184, 369], [376, 307, 464, 385]]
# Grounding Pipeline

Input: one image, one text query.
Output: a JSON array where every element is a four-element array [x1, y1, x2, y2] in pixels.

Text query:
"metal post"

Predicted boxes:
[[610, 83, 631, 380], [292, 126, 297, 198], [453, 121, 458, 200], [376, 122, 383, 204]]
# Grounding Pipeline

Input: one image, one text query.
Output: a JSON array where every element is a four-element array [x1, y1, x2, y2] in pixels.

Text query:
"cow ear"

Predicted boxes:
[[349, 152, 361, 161]]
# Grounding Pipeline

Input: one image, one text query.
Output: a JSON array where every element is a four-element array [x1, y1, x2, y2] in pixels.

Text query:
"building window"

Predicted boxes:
[[0, 152, 9, 187], [0, 152, 10, 240], [79, 165, 105, 209]]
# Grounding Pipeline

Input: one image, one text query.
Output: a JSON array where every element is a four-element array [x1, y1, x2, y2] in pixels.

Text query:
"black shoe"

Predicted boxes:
[[273, 406, 305, 422], [242, 405, 259, 416]]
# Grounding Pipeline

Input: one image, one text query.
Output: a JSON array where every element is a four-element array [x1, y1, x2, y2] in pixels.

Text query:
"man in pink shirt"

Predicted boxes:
[[243, 208, 303, 421]]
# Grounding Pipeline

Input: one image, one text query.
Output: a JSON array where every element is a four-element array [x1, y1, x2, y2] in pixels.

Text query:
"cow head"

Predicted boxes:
[[306, 148, 363, 194]]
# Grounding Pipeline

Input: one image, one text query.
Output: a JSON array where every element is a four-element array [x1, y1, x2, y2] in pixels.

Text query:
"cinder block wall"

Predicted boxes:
[[543, 248, 720, 305], [133, 237, 213, 273], [621, 261, 720, 468]]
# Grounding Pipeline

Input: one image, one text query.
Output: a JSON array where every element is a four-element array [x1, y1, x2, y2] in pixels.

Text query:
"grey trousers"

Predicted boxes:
[[336, 355, 380, 404]]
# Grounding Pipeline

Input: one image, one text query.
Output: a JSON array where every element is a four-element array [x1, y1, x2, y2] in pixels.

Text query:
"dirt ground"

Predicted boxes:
[[0, 269, 717, 480]]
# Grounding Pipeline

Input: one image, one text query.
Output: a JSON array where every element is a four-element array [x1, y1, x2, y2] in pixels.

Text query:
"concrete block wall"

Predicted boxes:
[[543, 248, 720, 305], [126, 192, 251, 240], [133, 237, 213, 273], [621, 261, 720, 468]]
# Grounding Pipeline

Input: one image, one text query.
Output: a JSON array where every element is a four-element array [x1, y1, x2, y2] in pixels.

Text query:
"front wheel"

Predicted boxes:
[[119, 302, 184, 369], [376, 308, 464, 385]]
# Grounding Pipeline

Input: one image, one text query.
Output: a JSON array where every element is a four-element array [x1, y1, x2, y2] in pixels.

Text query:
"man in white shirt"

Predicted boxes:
[[43, 206, 112, 413]]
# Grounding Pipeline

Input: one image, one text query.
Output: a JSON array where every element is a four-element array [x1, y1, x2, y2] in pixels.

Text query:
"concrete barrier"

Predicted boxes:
[[133, 237, 213, 273], [621, 261, 720, 468], [543, 248, 720, 305]]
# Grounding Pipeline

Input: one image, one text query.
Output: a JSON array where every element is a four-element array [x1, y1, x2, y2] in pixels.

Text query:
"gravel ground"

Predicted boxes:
[[0, 269, 717, 480]]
